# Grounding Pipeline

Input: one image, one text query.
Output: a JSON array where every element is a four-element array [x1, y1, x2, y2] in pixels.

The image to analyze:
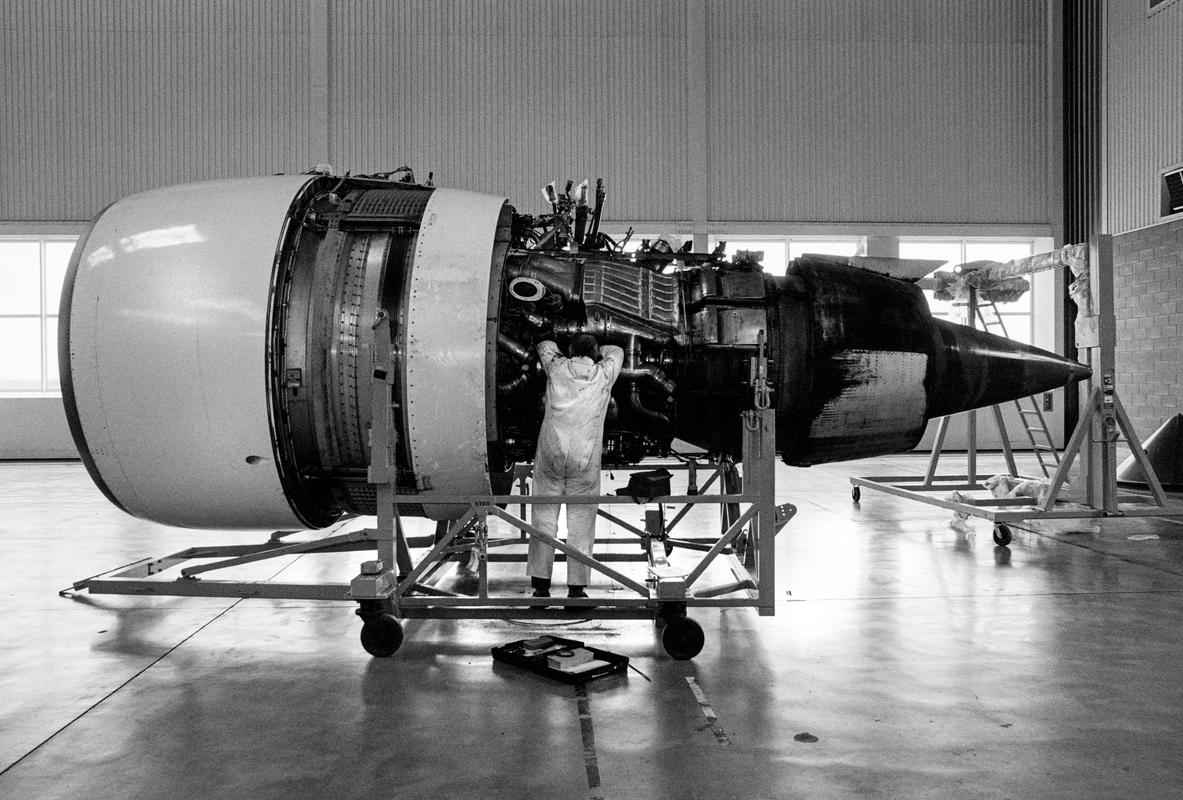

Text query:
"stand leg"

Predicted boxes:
[[923, 416, 950, 487]]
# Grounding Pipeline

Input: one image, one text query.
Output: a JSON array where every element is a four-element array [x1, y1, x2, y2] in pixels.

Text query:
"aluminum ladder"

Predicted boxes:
[[975, 301, 1061, 478]]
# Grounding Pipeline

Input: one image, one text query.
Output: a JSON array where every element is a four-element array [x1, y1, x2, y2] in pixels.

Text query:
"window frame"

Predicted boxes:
[[898, 236, 1047, 346], [0, 232, 80, 396], [705, 234, 866, 274]]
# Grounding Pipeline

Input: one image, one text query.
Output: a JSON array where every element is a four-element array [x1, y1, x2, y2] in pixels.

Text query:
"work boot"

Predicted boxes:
[[567, 585, 596, 612], [529, 577, 556, 609]]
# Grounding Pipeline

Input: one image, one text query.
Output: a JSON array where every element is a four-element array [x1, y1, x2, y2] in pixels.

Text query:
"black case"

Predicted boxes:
[[618, 468, 673, 502], [491, 635, 628, 684]]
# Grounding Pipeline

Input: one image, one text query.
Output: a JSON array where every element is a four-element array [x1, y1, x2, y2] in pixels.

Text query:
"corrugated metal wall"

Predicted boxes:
[[1105, 0, 1183, 234], [706, 0, 1050, 223], [329, 0, 691, 221], [1064, 0, 1103, 245], [2, 0, 323, 220], [2, 0, 1053, 227]]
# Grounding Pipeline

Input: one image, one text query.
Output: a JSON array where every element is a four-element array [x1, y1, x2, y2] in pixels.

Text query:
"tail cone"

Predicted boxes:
[[766, 261, 1093, 467], [927, 319, 1092, 418]]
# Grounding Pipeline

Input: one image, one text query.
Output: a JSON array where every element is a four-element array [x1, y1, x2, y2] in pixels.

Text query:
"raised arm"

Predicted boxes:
[[536, 340, 563, 375], [599, 345, 624, 384]]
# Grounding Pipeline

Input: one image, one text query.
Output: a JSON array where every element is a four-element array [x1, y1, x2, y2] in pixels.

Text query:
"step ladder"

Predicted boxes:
[[975, 301, 1061, 478]]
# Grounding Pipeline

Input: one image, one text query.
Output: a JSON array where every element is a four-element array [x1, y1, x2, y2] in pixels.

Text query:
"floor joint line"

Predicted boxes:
[[574, 685, 602, 790]]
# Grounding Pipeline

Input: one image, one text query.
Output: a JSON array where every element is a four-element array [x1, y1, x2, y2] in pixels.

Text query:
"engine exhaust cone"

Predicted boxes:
[[926, 319, 1092, 419]]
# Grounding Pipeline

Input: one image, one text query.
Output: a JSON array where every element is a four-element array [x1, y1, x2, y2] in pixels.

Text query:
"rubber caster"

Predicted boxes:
[[851, 486, 861, 503], [360, 613, 404, 657], [992, 523, 1012, 547], [661, 616, 705, 661]]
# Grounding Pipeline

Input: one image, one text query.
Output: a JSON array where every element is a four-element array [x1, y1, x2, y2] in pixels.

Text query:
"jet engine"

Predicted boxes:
[[60, 172, 1089, 529]]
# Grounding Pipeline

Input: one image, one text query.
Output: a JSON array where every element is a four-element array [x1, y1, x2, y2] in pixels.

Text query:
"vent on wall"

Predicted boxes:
[[1162, 167, 1183, 216]]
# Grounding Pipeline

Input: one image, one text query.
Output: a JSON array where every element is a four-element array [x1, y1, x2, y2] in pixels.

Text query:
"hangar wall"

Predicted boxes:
[[2, 1, 326, 220], [706, 0, 1053, 225], [1105, 0, 1183, 442], [1112, 219, 1183, 438], [1105, 0, 1183, 235], [2, 0, 1055, 227], [328, 1, 693, 224]]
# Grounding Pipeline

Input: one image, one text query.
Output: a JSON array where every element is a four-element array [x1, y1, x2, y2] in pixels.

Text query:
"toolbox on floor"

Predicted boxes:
[[617, 468, 673, 502], [492, 635, 628, 684]]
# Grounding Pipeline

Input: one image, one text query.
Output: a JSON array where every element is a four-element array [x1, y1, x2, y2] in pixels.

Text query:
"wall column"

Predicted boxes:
[[686, 0, 709, 251], [310, 0, 332, 165]]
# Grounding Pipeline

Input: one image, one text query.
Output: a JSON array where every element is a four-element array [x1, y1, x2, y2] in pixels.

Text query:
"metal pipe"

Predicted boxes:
[[627, 380, 672, 431], [556, 316, 667, 344], [573, 180, 589, 245], [622, 335, 673, 430], [505, 254, 579, 302], [496, 332, 532, 363], [589, 178, 604, 240], [497, 373, 531, 394], [619, 335, 676, 393], [620, 366, 676, 395], [521, 311, 550, 329]]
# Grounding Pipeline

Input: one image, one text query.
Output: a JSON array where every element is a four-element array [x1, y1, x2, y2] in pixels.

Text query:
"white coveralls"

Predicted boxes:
[[527, 340, 624, 585]]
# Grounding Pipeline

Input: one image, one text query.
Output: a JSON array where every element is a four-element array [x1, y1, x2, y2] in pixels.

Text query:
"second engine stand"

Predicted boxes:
[[849, 236, 1183, 543]]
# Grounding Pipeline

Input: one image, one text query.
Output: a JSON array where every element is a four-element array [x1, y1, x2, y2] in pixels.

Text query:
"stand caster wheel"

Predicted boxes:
[[851, 486, 861, 503], [992, 523, 1013, 547], [360, 613, 404, 657], [661, 616, 705, 661]]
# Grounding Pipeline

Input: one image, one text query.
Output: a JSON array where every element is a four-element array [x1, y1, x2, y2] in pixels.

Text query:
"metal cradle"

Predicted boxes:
[[67, 317, 794, 661]]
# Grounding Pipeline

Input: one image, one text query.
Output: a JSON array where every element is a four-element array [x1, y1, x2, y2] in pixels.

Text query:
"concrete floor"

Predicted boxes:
[[3, 455, 1183, 799]]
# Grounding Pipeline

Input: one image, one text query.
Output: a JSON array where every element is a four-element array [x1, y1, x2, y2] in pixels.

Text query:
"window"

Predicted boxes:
[[707, 236, 864, 274], [712, 239, 789, 273], [0, 236, 77, 394], [786, 238, 863, 261], [1162, 165, 1183, 217], [617, 233, 678, 253], [899, 238, 1036, 345]]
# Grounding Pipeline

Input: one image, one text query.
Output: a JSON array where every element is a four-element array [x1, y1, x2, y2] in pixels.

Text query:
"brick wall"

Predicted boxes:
[[1112, 217, 1183, 438]]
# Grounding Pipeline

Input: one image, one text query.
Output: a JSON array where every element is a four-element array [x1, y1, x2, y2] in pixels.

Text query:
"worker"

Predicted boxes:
[[528, 334, 624, 602]]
